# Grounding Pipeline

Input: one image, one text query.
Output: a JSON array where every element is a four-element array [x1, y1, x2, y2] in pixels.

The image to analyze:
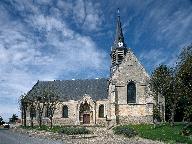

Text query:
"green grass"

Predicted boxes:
[[113, 123, 192, 144], [21, 125, 91, 135]]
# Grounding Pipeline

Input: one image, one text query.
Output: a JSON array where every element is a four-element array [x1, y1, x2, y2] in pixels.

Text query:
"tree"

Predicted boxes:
[[150, 65, 182, 125], [46, 91, 59, 128], [150, 65, 171, 122], [9, 114, 18, 123], [0, 116, 2, 124], [35, 87, 59, 128], [167, 70, 183, 125], [35, 95, 47, 128], [25, 81, 60, 128], [177, 44, 192, 122], [0, 116, 5, 125], [19, 94, 29, 127], [28, 98, 37, 128], [25, 83, 48, 128]]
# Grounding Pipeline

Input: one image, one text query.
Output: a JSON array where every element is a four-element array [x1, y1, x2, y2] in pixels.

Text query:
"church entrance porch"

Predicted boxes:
[[79, 100, 93, 124], [77, 95, 96, 125]]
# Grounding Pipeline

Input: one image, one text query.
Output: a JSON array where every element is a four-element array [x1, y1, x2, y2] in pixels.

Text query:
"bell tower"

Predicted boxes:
[[110, 9, 127, 74]]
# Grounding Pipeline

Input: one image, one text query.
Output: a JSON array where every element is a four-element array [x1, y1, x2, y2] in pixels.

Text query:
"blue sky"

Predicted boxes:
[[0, 0, 191, 121]]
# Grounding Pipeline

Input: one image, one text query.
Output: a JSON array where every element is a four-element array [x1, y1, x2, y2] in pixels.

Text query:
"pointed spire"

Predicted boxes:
[[110, 8, 127, 71], [113, 8, 125, 48]]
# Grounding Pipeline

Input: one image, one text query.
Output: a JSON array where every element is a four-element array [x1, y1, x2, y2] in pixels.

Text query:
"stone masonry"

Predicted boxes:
[[24, 10, 157, 127]]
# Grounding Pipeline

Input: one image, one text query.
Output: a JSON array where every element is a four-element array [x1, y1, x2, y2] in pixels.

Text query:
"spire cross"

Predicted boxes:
[[117, 8, 120, 16]]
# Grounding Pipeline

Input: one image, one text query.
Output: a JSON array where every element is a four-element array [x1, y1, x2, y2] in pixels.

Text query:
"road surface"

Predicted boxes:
[[0, 128, 64, 144]]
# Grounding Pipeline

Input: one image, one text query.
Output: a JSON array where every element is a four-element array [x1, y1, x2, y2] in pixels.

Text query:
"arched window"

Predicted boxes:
[[45, 106, 51, 117], [98, 105, 104, 118], [30, 106, 36, 118], [62, 105, 68, 118], [127, 82, 136, 103]]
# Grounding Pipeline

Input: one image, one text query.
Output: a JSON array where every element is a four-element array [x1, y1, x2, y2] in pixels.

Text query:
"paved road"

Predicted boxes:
[[0, 128, 64, 144]]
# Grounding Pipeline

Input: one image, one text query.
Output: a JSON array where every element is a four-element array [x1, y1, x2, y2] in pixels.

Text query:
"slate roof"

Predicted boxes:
[[27, 78, 109, 101]]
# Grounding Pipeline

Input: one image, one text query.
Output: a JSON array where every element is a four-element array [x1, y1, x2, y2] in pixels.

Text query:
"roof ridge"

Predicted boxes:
[[38, 78, 109, 82]]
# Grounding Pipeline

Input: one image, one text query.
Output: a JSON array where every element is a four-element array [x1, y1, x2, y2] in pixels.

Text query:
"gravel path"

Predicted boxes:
[[7, 127, 164, 144], [69, 127, 164, 144]]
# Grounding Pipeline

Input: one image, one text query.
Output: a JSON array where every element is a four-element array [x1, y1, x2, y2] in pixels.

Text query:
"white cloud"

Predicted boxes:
[[119, 0, 192, 71], [139, 48, 164, 68], [72, 0, 103, 31], [55, 0, 104, 31], [139, 47, 180, 72], [0, 0, 107, 120]]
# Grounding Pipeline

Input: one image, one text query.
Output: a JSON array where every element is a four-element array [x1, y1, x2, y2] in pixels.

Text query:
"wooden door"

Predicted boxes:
[[83, 114, 90, 124]]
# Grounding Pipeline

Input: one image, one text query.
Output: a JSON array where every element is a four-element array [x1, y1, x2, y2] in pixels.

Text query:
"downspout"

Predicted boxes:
[[95, 101, 96, 125]]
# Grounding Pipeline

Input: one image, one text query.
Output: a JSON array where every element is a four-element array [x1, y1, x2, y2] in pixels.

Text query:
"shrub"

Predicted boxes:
[[113, 125, 137, 138], [180, 124, 192, 136], [61, 126, 90, 135], [21, 125, 91, 135]]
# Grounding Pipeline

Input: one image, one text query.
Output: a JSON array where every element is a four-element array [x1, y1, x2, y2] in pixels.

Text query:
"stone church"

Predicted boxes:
[[25, 11, 154, 126]]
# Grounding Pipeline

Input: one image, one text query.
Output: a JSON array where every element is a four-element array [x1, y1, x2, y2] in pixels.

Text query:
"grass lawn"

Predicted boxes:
[[113, 123, 192, 144], [21, 125, 91, 135]]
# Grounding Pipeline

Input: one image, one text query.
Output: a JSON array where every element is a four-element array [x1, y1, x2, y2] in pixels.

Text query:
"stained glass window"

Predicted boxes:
[[127, 82, 136, 103], [99, 105, 104, 118], [62, 105, 68, 118]]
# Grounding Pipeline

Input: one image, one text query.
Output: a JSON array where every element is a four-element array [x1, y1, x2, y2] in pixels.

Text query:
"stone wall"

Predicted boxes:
[[95, 100, 108, 126], [116, 84, 147, 104], [53, 100, 78, 125], [117, 103, 153, 124], [119, 115, 153, 124], [118, 104, 153, 117], [110, 49, 152, 105], [108, 49, 154, 125], [24, 97, 110, 126]]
